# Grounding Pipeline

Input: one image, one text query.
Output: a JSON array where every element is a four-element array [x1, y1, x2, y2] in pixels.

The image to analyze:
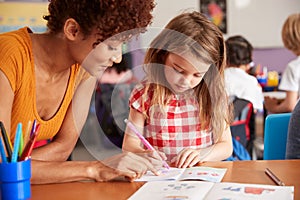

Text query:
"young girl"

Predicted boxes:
[[122, 11, 233, 168]]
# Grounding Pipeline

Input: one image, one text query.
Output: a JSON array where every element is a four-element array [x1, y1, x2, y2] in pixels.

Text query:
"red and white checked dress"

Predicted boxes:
[[129, 83, 213, 161]]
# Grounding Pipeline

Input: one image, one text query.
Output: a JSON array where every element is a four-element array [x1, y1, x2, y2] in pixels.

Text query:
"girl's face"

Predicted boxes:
[[164, 53, 211, 94], [81, 38, 123, 78]]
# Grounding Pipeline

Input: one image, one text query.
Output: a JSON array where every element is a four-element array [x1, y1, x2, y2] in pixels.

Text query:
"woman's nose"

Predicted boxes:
[[113, 55, 122, 63], [112, 45, 123, 63]]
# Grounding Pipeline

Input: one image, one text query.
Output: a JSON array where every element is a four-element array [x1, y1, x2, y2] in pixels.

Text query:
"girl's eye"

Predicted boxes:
[[194, 74, 203, 78], [173, 67, 184, 74]]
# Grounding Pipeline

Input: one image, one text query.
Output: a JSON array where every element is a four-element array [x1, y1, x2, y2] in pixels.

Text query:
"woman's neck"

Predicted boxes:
[[30, 33, 73, 75]]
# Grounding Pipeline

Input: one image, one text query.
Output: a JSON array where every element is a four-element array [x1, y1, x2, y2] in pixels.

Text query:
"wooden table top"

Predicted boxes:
[[31, 159, 300, 200]]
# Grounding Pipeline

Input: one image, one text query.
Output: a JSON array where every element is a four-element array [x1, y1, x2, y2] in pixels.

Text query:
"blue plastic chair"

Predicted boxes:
[[263, 113, 291, 160]]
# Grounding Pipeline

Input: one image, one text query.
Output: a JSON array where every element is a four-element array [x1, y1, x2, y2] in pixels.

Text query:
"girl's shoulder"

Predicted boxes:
[[130, 80, 155, 103], [132, 80, 155, 94]]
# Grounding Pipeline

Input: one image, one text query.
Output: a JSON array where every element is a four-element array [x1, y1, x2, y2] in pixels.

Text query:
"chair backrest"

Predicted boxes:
[[230, 98, 254, 148], [229, 98, 254, 160], [263, 113, 291, 160]]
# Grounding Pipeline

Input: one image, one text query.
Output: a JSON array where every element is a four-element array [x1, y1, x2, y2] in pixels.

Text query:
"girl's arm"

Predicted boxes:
[[122, 108, 147, 153], [199, 125, 233, 161]]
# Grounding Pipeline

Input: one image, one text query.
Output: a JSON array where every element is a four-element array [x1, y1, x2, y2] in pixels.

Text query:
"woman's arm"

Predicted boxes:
[[31, 151, 161, 184], [0, 70, 14, 135]]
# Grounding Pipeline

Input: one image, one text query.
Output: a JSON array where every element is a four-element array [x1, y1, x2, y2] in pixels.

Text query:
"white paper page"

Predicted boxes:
[[134, 168, 184, 182], [128, 181, 215, 200], [178, 167, 227, 183], [205, 182, 294, 200]]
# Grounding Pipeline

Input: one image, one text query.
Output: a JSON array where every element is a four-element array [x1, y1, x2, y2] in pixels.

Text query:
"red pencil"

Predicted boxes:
[[19, 124, 40, 161]]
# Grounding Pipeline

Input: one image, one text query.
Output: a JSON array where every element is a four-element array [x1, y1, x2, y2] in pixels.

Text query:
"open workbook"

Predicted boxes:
[[134, 166, 227, 182], [128, 181, 294, 200]]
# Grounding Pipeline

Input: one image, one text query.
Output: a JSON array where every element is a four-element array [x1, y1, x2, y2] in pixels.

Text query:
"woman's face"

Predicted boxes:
[[164, 53, 210, 94], [81, 38, 123, 78]]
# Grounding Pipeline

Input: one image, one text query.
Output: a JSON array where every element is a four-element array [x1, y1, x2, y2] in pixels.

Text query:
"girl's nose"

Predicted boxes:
[[181, 74, 193, 85]]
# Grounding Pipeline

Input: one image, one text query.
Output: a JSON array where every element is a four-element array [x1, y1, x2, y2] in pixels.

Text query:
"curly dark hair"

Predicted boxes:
[[43, 0, 155, 41], [226, 35, 253, 67]]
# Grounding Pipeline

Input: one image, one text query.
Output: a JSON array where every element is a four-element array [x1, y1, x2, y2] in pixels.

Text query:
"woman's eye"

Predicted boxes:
[[92, 40, 101, 48], [108, 45, 117, 51]]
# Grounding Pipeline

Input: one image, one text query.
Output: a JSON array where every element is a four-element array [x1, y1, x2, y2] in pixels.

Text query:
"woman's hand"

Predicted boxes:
[[91, 151, 164, 182], [171, 148, 202, 168]]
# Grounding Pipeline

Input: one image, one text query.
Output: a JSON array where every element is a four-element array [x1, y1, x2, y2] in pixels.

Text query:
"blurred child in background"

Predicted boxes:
[[264, 13, 300, 113]]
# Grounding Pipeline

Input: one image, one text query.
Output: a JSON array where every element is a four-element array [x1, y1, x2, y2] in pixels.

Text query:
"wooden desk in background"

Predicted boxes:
[[31, 160, 300, 200], [263, 91, 286, 100]]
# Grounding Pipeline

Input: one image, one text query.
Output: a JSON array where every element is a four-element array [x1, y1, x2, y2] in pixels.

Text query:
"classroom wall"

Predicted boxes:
[[253, 48, 296, 74], [130, 0, 300, 79], [226, 0, 300, 48], [142, 0, 300, 48]]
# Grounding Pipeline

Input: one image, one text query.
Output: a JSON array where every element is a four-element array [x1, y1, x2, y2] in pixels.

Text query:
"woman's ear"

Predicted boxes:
[[64, 18, 81, 40]]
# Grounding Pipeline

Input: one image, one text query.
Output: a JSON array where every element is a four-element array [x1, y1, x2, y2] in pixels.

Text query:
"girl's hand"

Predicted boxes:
[[141, 149, 167, 170], [171, 148, 202, 168]]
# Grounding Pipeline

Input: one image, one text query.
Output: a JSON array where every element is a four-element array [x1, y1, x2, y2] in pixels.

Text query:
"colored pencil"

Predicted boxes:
[[11, 123, 22, 162], [0, 121, 12, 160], [0, 137, 8, 163], [19, 124, 40, 161]]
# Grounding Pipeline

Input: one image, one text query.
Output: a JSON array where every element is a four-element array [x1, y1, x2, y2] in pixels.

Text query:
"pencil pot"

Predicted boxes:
[[0, 159, 31, 200]]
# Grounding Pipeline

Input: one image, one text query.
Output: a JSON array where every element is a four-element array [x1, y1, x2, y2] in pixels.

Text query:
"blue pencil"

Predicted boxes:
[[11, 123, 22, 162], [0, 137, 8, 163]]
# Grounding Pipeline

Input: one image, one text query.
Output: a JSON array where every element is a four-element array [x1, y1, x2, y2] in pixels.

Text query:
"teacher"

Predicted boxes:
[[0, 0, 163, 184]]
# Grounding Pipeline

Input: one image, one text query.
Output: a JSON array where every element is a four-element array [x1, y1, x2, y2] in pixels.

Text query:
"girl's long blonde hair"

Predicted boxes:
[[142, 11, 232, 140]]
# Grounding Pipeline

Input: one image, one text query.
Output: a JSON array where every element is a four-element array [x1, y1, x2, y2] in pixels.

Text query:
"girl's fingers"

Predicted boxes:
[[176, 149, 190, 168], [176, 149, 200, 168]]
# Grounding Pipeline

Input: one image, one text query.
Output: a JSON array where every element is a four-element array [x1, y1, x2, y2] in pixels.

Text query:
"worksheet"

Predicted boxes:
[[128, 181, 294, 200], [134, 166, 227, 182]]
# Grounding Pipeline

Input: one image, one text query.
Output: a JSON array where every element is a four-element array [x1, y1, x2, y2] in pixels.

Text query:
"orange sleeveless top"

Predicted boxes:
[[0, 27, 89, 141]]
